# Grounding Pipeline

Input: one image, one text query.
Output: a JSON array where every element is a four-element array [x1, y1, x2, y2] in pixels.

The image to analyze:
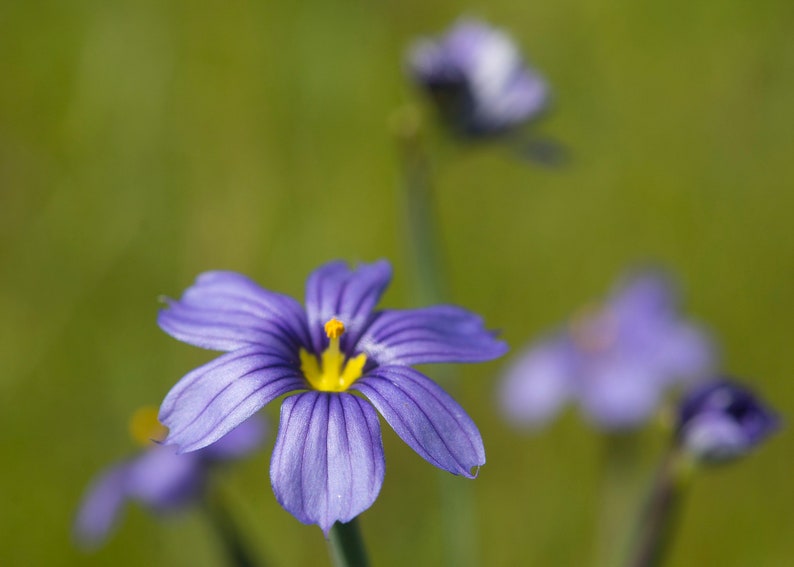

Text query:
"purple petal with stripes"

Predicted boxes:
[[270, 392, 385, 535], [357, 305, 508, 366], [158, 271, 311, 354], [354, 366, 485, 477], [159, 347, 305, 453], [304, 260, 392, 354]]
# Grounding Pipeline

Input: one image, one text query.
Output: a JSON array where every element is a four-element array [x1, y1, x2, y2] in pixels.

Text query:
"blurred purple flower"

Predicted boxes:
[[676, 379, 779, 463], [407, 18, 549, 138], [499, 271, 715, 430], [74, 412, 265, 548], [156, 260, 507, 534]]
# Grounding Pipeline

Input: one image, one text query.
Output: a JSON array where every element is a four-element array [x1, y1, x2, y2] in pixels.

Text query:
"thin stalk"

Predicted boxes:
[[394, 107, 478, 567], [202, 495, 262, 567], [437, 463, 480, 567], [625, 448, 691, 567], [327, 518, 369, 567], [594, 432, 644, 567], [394, 106, 447, 307]]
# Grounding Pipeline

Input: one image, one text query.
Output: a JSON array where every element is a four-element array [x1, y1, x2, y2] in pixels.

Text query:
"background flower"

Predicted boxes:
[[407, 18, 549, 138], [676, 379, 780, 464], [157, 260, 507, 533], [74, 412, 265, 549], [499, 271, 715, 430]]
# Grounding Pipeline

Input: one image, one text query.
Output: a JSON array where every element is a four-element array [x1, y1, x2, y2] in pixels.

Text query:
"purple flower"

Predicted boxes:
[[156, 260, 507, 534], [499, 271, 715, 430], [676, 379, 780, 463], [407, 18, 549, 138], [74, 409, 265, 548]]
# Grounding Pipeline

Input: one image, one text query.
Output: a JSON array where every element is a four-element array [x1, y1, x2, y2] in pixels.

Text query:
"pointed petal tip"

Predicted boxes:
[[355, 366, 485, 477]]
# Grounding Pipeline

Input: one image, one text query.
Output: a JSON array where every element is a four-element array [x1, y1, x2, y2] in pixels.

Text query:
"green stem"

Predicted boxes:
[[594, 433, 644, 567], [327, 518, 369, 567], [625, 447, 691, 567], [394, 106, 447, 306], [394, 106, 477, 567], [437, 465, 479, 567], [202, 495, 262, 567]]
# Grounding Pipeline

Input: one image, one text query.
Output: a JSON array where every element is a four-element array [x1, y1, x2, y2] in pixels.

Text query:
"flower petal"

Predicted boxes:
[[610, 271, 678, 327], [199, 414, 267, 461], [679, 413, 750, 462], [354, 366, 485, 477], [304, 260, 392, 354], [158, 271, 311, 353], [677, 379, 780, 463], [74, 463, 130, 549], [498, 337, 575, 427], [125, 446, 205, 510], [160, 347, 305, 452], [270, 392, 385, 535], [357, 305, 508, 366], [579, 358, 662, 430], [655, 322, 715, 384]]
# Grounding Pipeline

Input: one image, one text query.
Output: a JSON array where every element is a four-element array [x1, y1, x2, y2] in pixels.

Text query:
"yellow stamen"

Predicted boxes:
[[128, 406, 168, 447], [300, 318, 367, 392]]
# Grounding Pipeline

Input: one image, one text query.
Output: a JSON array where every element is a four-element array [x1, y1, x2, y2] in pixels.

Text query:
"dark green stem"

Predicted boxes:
[[202, 495, 262, 567], [625, 447, 691, 567], [327, 518, 369, 567]]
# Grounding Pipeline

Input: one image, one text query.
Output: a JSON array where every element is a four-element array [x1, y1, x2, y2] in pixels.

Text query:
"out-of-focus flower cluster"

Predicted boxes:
[[499, 271, 715, 430]]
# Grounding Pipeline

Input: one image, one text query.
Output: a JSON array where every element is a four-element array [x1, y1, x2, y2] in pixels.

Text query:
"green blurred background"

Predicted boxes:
[[2, 0, 792, 565]]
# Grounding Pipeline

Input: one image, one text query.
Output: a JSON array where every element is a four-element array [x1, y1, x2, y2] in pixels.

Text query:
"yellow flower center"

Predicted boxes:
[[299, 318, 367, 392], [128, 406, 168, 447]]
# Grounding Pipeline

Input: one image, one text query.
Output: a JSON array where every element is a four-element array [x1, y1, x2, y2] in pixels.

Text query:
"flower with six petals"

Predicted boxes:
[[157, 260, 507, 533]]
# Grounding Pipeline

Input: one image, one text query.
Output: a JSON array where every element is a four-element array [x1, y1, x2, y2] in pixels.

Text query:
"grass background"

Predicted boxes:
[[1, 0, 792, 565]]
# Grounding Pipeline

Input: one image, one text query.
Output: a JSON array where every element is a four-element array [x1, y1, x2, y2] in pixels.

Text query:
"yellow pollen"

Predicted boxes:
[[325, 318, 346, 339], [300, 318, 367, 392], [128, 406, 168, 447]]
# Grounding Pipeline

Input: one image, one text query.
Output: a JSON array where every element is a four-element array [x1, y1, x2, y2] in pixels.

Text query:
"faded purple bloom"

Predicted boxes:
[[157, 260, 507, 534], [676, 379, 780, 463], [499, 271, 715, 430], [74, 413, 265, 548], [407, 18, 549, 138]]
